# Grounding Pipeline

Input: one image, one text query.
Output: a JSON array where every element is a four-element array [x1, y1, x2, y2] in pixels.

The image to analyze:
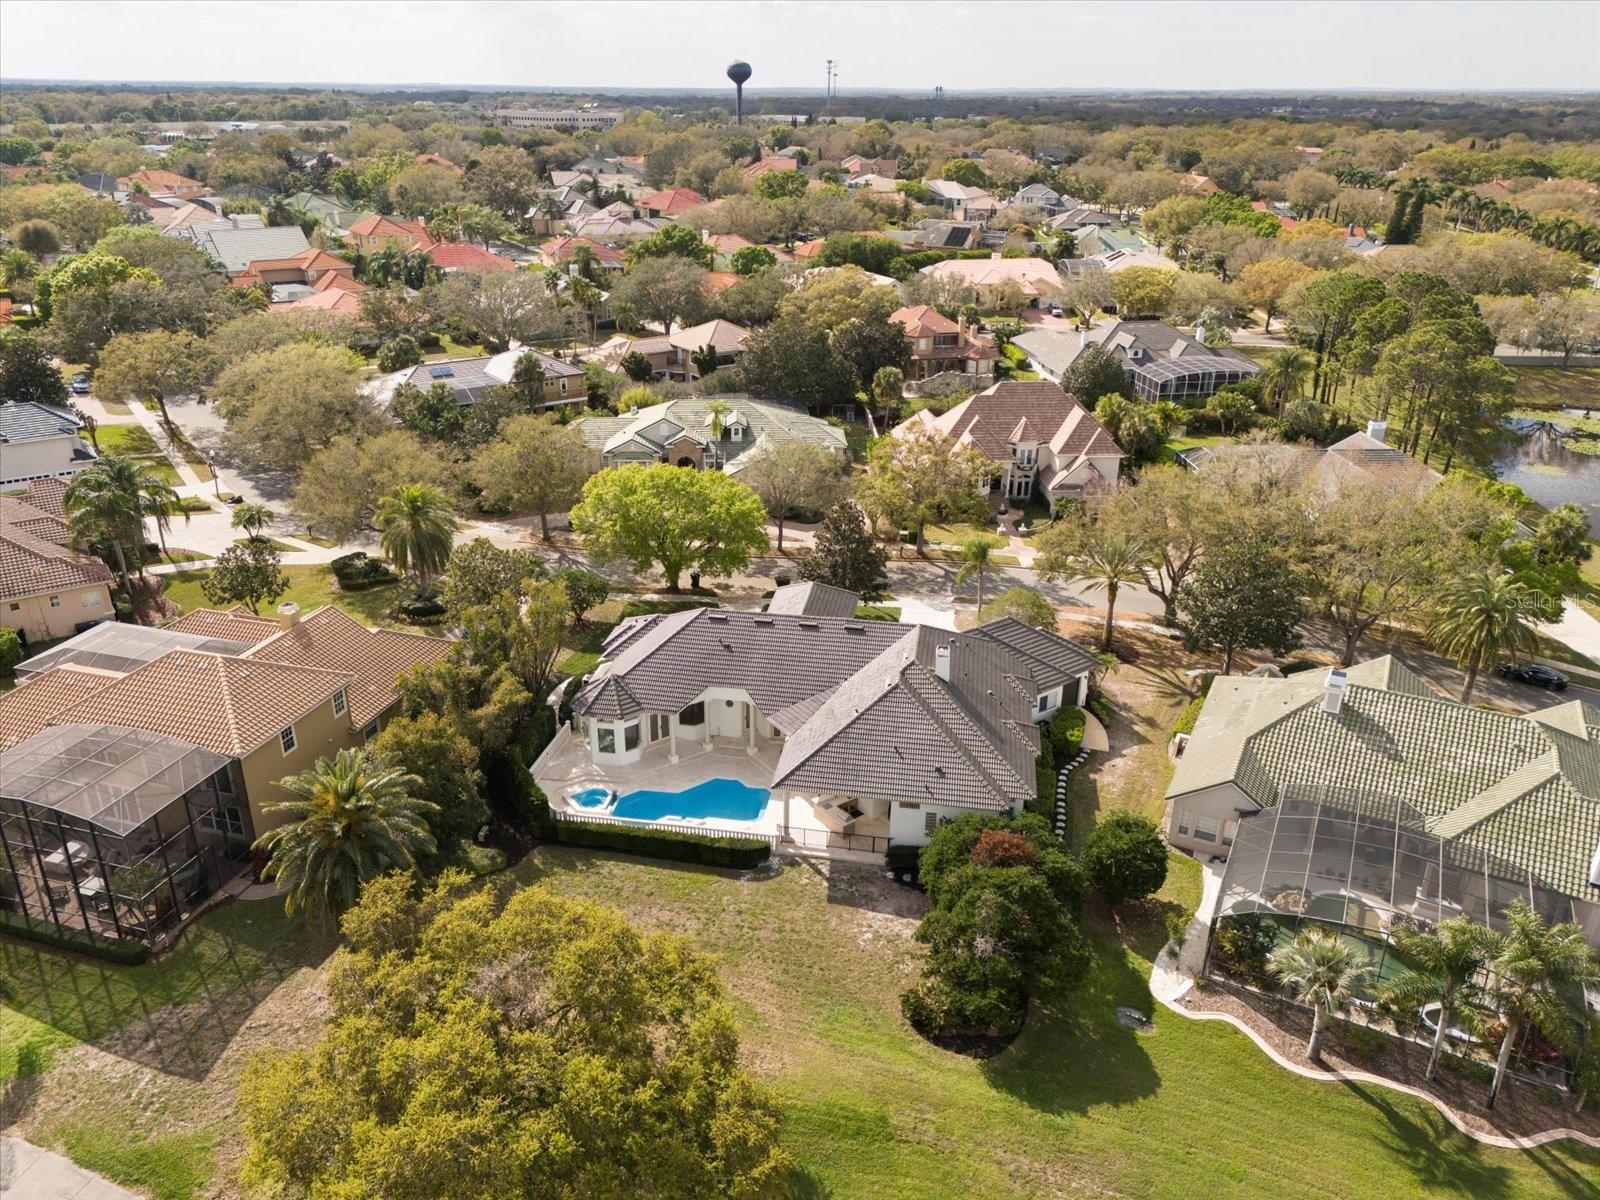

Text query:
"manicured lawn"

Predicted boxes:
[[232, 536, 301, 553], [91, 424, 181, 486], [1508, 365, 1600, 410], [159, 563, 428, 631], [49, 1124, 217, 1200]]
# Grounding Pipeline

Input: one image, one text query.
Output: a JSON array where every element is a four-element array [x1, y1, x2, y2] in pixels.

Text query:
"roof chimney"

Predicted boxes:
[[935, 643, 951, 682], [1321, 668, 1348, 716], [276, 602, 301, 630], [1366, 420, 1388, 444]]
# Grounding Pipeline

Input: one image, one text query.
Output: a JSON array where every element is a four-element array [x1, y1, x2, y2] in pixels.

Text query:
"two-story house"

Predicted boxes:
[[892, 380, 1123, 511], [890, 305, 1000, 381], [0, 403, 97, 488]]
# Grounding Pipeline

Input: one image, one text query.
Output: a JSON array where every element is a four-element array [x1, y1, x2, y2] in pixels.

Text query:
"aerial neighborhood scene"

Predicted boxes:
[[5, 1, 1600, 1196]]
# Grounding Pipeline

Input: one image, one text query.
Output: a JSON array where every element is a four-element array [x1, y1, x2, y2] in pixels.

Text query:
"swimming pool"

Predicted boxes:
[[572, 777, 770, 823]]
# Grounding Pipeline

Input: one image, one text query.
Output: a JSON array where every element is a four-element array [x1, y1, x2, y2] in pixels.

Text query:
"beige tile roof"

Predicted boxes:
[[165, 607, 281, 643], [0, 526, 115, 604], [22, 478, 69, 516], [0, 667, 118, 751], [58, 650, 351, 757], [0, 495, 70, 545], [243, 606, 450, 726]]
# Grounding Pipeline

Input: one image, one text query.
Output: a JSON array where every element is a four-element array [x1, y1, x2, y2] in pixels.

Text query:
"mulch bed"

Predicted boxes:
[[1181, 975, 1600, 1141]]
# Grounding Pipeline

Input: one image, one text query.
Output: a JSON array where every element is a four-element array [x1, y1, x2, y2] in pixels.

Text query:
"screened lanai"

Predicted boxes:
[[1210, 786, 1577, 982], [0, 724, 251, 947]]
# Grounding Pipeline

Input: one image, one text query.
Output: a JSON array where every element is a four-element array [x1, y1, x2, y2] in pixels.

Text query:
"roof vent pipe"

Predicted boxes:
[[935, 644, 951, 682], [1321, 668, 1348, 716]]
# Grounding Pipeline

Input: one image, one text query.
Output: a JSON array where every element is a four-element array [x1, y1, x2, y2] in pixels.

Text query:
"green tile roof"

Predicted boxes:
[[1170, 658, 1600, 898]]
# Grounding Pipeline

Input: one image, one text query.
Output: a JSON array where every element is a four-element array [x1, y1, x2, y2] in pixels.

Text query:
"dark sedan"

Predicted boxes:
[[1495, 662, 1569, 691]]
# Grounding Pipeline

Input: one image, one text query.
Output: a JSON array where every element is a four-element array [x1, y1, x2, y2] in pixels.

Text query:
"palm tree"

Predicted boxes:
[[1379, 918, 1495, 1081], [955, 535, 1001, 609], [375, 483, 458, 588], [704, 399, 732, 441], [567, 275, 603, 346], [1038, 523, 1152, 651], [231, 503, 275, 541], [1427, 569, 1537, 704], [1268, 929, 1375, 1061], [62, 456, 169, 594], [141, 477, 186, 558], [1480, 901, 1600, 1109], [1257, 348, 1316, 415], [254, 748, 437, 923]]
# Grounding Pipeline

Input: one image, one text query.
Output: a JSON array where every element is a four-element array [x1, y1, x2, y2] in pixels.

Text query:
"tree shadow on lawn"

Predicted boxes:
[[0, 900, 332, 1082], [981, 925, 1161, 1115], [1521, 1139, 1600, 1200], [1335, 1076, 1529, 1200]]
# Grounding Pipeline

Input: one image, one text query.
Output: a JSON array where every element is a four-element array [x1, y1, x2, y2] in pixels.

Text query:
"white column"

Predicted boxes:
[[746, 703, 757, 755], [668, 714, 679, 764]]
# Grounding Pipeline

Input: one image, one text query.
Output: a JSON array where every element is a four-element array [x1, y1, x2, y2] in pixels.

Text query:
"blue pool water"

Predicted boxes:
[[574, 777, 770, 822]]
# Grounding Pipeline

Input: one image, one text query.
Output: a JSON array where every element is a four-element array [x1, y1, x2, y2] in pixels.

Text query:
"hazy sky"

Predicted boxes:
[[3, 0, 1597, 92]]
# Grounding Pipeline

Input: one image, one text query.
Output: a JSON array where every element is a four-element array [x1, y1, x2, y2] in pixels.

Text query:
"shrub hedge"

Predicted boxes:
[[1047, 706, 1086, 759], [0, 909, 150, 964], [554, 820, 771, 869], [330, 552, 397, 591], [1172, 696, 1205, 735]]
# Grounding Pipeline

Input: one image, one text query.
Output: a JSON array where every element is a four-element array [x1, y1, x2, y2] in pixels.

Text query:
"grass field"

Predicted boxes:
[[158, 563, 426, 630], [1508, 365, 1600, 410]]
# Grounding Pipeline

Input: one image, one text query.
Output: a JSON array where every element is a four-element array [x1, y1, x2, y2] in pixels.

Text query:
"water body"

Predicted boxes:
[[1495, 418, 1600, 535]]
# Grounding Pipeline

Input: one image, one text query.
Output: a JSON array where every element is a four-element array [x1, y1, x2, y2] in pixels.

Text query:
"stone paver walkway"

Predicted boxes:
[[0, 1135, 138, 1198]]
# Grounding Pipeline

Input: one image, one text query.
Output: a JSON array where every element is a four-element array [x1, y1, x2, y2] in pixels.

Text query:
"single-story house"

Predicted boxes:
[[743, 156, 800, 180], [574, 395, 846, 473], [1177, 421, 1438, 497], [118, 169, 209, 200], [550, 590, 1096, 851], [1169, 658, 1600, 950], [891, 305, 999, 381], [375, 346, 586, 411], [597, 318, 751, 383], [194, 225, 310, 275], [1013, 321, 1259, 403], [893, 380, 1123, 510], [919, 256, 1065, 307], [537, 235, 627, 273], [639, 187, 706, 218]]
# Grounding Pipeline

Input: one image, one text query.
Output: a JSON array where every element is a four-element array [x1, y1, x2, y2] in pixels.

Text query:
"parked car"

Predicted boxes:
[[70, 372, 91, 395], [1048, 304, 1064, 318], [1495, 662, 1568, 691]]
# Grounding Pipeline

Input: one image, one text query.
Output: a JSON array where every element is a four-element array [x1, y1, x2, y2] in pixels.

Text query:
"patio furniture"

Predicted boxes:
[[41, 841, 89, 877]]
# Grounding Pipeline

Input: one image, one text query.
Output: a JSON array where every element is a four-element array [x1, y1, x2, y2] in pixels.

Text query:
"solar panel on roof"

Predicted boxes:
[[429, 366, 454, 379]]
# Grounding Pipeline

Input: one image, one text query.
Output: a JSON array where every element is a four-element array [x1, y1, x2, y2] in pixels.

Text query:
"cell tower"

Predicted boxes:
[[825, 59, 835, 102]]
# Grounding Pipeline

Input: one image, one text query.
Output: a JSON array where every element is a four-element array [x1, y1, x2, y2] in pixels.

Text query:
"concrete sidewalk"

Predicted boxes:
[[1, 1135, 139, 1198]]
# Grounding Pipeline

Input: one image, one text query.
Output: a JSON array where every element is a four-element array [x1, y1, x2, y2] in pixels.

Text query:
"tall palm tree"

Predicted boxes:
[[704, 399, 732, 441], [254, 748, 437, 923], [1038, 523, 1152, 651], [375, 483, 458, 588], [1268, 929, 1376, 1061], [1480, 901, 1600, 1109], [62, 456, 168, 593], [1257, 348, 1316, 415], [1379, 918, 1495, 1081], [231, 503, 275, 541], [142, 476, 187, 558], [955, 535, 1001, 609], [1427, 569, 1537, 704]]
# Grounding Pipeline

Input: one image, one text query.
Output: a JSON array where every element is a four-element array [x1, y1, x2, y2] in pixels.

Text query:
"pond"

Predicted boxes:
[[1495, 418, 1600, 536]]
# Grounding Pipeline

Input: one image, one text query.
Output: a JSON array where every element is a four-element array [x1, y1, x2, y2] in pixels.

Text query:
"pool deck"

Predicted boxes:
[[532, 727, 888, 852]]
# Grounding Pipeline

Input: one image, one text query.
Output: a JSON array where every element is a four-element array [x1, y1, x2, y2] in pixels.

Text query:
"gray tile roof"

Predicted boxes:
[[574, 396, 847, 471], [766, 582, 859, 619], [967, 616, 1099, 689], [195, 224, 309, 273], [0, 403, 81, 443], [575, 607, 1096, 812]]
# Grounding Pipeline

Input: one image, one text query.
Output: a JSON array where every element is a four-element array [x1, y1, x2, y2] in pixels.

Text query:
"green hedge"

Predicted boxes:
[[554, 820, 771, 869], [1173, 696, 1205, 735], [0, 909, 150, 964], [1047, 706, 1086, 759]]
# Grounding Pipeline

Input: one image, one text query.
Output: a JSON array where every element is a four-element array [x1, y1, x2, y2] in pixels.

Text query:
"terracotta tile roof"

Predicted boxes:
[[56, 649, 351, 757], [743, 156, 799, 177], [312, 271, 366, 294], [792, 239, 825, 259], [427, 241, 518, 272], [0, 496, 70, 545], [120, 168, 206, 193], [640, 187, 705, 216], [0, 526, 115, 604], [278, 289, 363, 314], [916, 380, 1122, 466], [703, 270, 741, 295], [23, 478, 69, 516], [540, 235, 626, 267], [414, 153, 464, 174], [243, 606, 449, 727], [165, 607, 281, 643], [0, 668, 118, 751], [891, 304, 958, 336], [705, 233, 754, 255], [347, 213, 435, 249]]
